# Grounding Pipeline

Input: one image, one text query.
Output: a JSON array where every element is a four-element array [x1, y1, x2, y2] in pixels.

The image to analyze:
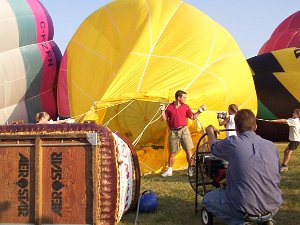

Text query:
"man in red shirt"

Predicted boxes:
[[161, 90, 206, 177]]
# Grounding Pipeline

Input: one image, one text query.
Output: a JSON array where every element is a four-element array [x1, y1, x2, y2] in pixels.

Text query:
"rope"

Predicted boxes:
[[196, 117, 209, 148], [138, 161, 158, 173], [196, 118, 205, 132], [134, 172, 153, 225], [132, 103, 170, 146], [63, 100, 135, 123], [132, 107, 162, 146], [103, 100, 135, 126], [70, 111, 89, 121], [134, 193, 142, 225]]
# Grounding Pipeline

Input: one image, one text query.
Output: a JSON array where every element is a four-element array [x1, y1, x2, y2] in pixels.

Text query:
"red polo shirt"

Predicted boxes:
[[165, 102, 193, 129]]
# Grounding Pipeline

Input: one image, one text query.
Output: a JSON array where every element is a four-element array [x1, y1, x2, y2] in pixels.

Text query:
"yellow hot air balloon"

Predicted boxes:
[[57, 0, 257, 174]]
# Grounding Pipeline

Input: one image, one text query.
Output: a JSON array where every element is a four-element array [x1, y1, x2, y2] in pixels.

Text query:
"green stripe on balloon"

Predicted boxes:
[[8, 0, 36, 47], [257, 100, 277, 120], [20, 44, 43, 122]]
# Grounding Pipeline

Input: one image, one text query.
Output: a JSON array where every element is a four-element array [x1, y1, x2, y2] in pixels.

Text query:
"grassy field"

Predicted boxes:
[[120, 143, 300, 225]]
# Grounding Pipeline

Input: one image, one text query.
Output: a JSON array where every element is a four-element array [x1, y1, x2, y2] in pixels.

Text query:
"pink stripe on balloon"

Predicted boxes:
[[26, 0, 54, 43], [37, 41, 60, 119], [57, 51, 71, 117]]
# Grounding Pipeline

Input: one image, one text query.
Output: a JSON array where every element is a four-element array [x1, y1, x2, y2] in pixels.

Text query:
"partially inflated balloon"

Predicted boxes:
[[259, 11, 300, 54], [58, 0, 257, 173], [248, 47, 300, 141], [0, 0, 61, 124]]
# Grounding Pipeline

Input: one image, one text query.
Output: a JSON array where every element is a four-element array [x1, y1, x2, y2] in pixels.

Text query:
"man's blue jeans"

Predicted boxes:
[[202, 188, 276, 225], [202, 188, 248, 225]]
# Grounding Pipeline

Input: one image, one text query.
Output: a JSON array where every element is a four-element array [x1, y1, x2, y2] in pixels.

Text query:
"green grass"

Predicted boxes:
[[120, 143, 300, 225]]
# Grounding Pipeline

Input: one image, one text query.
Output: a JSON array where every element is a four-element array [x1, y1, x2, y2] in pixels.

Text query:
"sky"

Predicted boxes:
[[40, 0, 299, 59]]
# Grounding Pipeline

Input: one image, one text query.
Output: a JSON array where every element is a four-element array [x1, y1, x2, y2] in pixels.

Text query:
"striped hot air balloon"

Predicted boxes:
[[0, 0, 61, 124]]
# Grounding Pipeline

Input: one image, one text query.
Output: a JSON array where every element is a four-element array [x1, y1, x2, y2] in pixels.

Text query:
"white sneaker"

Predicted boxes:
[[187, 166, 193, 177], [162, 168, 172, 177]]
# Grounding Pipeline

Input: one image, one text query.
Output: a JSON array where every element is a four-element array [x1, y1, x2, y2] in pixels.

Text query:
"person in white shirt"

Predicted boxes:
[[269, 109, 300, 171], [218, 104, 238, 137]]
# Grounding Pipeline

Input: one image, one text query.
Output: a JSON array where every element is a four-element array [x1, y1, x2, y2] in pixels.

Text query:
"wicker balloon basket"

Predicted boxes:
[[0, 123, 140, 224]]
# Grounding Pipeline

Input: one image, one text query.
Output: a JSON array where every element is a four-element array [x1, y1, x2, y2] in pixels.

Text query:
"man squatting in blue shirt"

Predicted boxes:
[[203, 109, 282, 225]]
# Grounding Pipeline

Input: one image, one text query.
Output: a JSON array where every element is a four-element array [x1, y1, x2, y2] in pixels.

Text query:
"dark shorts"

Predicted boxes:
[[288, 141, 300, 150]]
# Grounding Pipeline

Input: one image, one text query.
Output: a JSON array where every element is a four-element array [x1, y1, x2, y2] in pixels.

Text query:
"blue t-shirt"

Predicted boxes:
[[211, 131, 282, 214]]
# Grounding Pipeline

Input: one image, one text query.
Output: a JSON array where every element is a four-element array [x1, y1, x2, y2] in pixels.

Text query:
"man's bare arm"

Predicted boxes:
[[268, 119, 287, 124], [206, 125, 218, 148]]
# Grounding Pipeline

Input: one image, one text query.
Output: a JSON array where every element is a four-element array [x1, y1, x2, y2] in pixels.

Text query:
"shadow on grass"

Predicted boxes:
[[281, 172, 300, 189], [141, 171, 193, 184]]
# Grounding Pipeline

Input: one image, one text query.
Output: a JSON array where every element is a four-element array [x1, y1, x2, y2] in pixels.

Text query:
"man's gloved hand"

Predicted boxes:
[[198, 104, 206, 113], [159, 103, 166, 111]]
